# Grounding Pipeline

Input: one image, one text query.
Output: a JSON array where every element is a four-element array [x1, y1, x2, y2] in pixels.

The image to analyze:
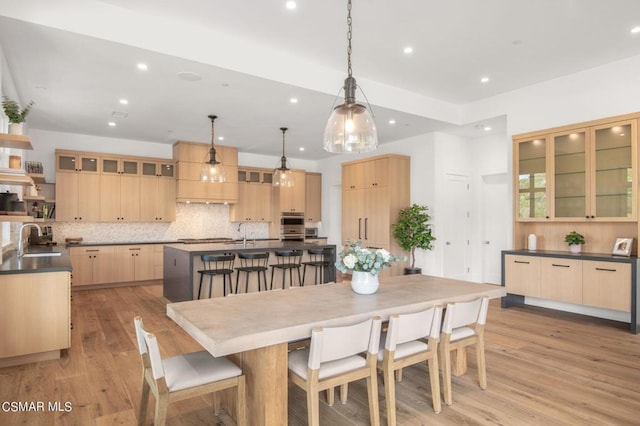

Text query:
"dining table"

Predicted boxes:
[[166, 273, 507, 425]]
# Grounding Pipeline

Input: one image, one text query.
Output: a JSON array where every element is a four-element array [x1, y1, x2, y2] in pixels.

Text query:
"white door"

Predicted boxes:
[[441, 173, 470, 280], [481, 173, 509, 284]]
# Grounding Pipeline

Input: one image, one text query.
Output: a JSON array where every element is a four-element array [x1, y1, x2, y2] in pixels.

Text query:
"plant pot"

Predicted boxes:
[[404, 267, 422, 275], [350, 271, 379, 295], [569, 244, 582, 254], [8, 123, 23, 135]]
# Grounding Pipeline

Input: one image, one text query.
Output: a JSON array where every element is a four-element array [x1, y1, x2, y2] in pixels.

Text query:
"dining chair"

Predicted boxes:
[[439, 296, 490, 406], [378, 305, 443, 425], [288, 317, 382, 426], [133, 316, 246, 426]]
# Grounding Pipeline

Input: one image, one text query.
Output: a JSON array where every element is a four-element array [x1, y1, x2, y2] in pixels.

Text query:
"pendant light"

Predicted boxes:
[[323, 0, 378, 154], [200, 114, 226, 183], [273, 127, 294, 188]]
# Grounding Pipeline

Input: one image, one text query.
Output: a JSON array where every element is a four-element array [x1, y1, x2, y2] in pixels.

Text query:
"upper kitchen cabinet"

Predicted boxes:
[[514, 115, 637, 223], [230, 167, 273, 222], [99, 157, 140, 222], [55, 151, 100, 222], [173, 141, 238, 204], [277, 170, 306, 213], [305, 172, 321, 222], [140, 160, 176, 222]]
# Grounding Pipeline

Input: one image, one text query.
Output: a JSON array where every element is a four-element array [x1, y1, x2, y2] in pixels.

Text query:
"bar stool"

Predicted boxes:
[[270, 250, 303, 289], [197, 254, 235, 298], [301, 248, 333, 285], [235, 252, 270, 294]]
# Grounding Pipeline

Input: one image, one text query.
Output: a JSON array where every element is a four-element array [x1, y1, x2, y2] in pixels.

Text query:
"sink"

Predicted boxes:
[[23, 251, 62, 258]]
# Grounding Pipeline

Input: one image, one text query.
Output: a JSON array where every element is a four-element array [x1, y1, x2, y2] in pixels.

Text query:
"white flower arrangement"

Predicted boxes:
[[335, 240, 404, 275]]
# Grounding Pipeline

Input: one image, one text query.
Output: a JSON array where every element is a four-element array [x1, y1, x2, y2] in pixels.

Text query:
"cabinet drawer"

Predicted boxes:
[[504, 255, 541, 297], [582, 261, 631, 312], [539, 257, 582, 304]]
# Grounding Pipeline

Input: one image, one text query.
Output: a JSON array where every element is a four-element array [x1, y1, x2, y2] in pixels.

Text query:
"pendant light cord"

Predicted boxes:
[[347, 0, 353, 78]]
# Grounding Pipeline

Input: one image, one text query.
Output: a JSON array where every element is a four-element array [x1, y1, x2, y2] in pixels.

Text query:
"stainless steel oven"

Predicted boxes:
[[280, 212, 305, 240]]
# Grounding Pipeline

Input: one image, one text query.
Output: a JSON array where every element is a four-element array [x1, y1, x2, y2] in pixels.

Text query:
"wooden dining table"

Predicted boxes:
[[166, 273, 506, 425]]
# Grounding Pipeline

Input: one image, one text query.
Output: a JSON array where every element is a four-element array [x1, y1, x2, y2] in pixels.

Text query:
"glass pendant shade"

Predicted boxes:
[[323, 101, 378, 153], [273, 127, 294, 187], [200, 114, 226, 183]]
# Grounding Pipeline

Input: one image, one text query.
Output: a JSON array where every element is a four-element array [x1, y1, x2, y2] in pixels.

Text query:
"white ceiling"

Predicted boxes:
[[0, 0, 639, 159]]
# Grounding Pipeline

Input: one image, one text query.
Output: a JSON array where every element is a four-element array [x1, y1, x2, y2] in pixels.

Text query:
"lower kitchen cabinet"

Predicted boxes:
[[0, 271, 71, 365], [69, 246, 115, 286], [115, 245, 155, 282]]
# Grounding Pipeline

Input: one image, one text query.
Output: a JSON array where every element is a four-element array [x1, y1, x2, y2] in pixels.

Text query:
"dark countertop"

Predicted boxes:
[[164, 240, 335, 255], [0, 247, 72, 275], [65, 238, 283, 248], [502, 249, 638, 263]]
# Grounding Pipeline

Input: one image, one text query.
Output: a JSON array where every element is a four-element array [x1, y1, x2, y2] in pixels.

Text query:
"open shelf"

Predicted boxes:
[[0, 133, 33, 150], [27, 173, 46, 183]]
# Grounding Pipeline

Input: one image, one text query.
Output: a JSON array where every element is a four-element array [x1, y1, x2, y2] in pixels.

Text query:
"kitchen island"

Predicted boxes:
[[163, 240, 336, 302], [0, 248, 72, 367]]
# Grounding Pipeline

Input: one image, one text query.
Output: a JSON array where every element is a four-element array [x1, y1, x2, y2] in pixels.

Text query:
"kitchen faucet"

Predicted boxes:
[[17, 223, 41, 257], [238, 223, 247, 246]]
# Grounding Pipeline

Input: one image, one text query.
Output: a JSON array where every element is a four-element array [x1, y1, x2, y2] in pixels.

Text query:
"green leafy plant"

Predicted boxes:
[[564, 231, 585, 246], [393, 204, 436, 269], [335, 240, 404, 276], [2, 96, 35, 124]]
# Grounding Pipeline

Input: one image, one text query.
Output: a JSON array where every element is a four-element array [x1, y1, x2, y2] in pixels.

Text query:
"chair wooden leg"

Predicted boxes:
[[340, 383, 349, 404], [137, 375, 150, 426], [453, 347, 468, 376], [154, 391, 169, 426], [383, 366, 397, 426], [213, 391, 220, 415], [366, 371, 381, 426], [396, 368, 403, 382], [307, 382, 320, 426], [236, 376, 247, 426], [477, 339, 487, 390], [326, 387, 334, 406], [441, 345, 453, 406], [429, 355, 442, 413]]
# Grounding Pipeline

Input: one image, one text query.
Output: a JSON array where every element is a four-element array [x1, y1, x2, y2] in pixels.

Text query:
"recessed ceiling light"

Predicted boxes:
[[177, 71, 202, 81], [484, 126, 492, 131], [388, 119, 396, 125], [119, 99, 128, 105], [286, 1, 296, 10], [137, 63, 148, 71], [481, 77, 490, 83], [108, 122, 116, 127], [290, 97, 298, 104], [631, 26, 640, 34], [218, 136, 224, 141], [403, 46, 413, 54], [299, 147, 305, 151]]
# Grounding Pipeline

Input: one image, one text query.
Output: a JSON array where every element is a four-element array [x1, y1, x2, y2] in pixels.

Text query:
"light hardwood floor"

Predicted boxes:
[[1, 284, 639, 425]]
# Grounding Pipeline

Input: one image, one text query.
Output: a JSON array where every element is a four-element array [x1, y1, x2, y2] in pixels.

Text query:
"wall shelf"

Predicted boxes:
[[0, 133, 33, 150]]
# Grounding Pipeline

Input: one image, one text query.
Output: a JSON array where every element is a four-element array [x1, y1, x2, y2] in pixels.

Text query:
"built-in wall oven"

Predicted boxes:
[[280, 212, 305, 241]]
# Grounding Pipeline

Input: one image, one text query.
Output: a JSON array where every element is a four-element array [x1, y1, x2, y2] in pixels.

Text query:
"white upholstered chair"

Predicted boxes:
[[288, 317, 382, 426], [378, 305, 443, 425], [133, 316, 246, 426], [439, 296, 490, 406]]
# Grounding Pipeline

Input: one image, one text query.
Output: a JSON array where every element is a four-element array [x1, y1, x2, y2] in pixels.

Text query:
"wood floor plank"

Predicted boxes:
[[1, 286, 639, 425]]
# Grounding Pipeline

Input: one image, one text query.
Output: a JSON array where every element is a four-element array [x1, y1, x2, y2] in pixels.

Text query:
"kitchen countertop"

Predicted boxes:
[[163, 239, 334, 254], [0, 247, 72, 275], [502, 249, 638, 263]]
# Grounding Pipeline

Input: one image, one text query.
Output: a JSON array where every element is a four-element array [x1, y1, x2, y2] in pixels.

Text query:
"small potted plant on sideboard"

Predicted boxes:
[[565, 231, 585, 254], [393, 204, 436, 274]]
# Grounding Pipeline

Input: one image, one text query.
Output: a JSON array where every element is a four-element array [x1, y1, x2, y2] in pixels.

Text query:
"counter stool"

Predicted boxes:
[[197, 254, 235, 298], [235, 252, 270, 294], [302, 248, 333, 285], [270, 250, 303, 290]]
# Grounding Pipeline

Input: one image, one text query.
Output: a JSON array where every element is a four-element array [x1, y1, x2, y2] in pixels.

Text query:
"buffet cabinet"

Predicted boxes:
[[55, 150, 175, 222], [341, 154, 410, 276], [502, 250, 639, 333]]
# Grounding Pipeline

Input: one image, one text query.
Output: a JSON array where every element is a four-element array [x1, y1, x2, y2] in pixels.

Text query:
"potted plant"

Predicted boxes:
[[2, 96, 35, 135], [393, 204, 436, 275], [565, 231, 585, 254], [335, 240, 404, 294]]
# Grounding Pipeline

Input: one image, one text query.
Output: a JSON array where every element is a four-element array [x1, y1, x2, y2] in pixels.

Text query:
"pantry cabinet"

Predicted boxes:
[[99, 157, 140, 221], [305, 172, 322, 222], [342, 154, 410, 276], [140, 160, 176, 222]]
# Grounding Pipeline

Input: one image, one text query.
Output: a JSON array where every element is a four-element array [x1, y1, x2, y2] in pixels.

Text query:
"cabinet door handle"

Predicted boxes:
[[358, 218, 362, 240], [552, 264, 570, 268], [595, 267, 617, 272], [514, 260, 530, 264], [364, 218, 368, 240]]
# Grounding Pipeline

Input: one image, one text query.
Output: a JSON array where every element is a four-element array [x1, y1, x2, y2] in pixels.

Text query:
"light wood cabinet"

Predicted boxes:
[[140, 160, 176, 222], [539, 257, 582, 304], [0, 271, 70, 361], [305, 172, 321, 222], [69, 246, 116, 286], [173, 141, 239, 204], [100, 157, 140, 221], [582, 261, 631, 311], [154, 244, 164, 280], [341, 154, 410, 276], [278, 170, 306, 213], [504, 255, 541, 297], [230, 182, 272, 222], [55, 152, 100, 222], [115, 245, 155, 282]]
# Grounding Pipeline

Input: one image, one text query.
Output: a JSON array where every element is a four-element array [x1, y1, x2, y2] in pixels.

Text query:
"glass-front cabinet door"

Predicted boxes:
[[590, 120, 636, 220], [553, 130, 588, 219], [516, 138, 549, 220]]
